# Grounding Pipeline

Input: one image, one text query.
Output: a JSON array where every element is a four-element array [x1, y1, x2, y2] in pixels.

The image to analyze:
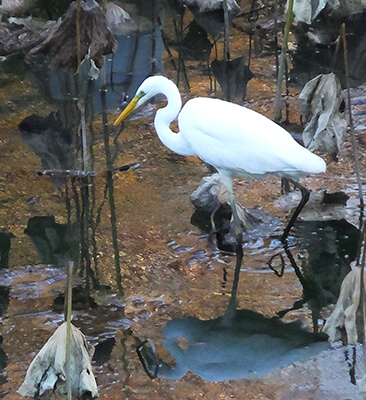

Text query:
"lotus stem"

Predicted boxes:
[[340, 24, 364, 218], [274, 0, 294, 122]]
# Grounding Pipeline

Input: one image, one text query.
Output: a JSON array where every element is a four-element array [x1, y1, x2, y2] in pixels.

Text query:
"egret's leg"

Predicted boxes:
[[207, 204, 220, 241], [281, 179, 310, 242], [219, 172, 243, 239]]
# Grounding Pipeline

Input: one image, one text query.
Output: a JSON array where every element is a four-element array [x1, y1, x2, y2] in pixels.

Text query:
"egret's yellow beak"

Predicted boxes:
[[113, 95, 139, 126]]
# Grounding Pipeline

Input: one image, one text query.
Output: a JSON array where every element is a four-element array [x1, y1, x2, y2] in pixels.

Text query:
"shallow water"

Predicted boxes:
[[1, 1, 366, 399]]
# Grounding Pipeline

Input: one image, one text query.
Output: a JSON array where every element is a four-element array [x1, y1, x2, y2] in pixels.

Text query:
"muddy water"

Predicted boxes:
[[1, 1, 366, 399]]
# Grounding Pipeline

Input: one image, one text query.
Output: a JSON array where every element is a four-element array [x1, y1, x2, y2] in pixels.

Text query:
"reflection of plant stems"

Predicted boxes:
[[71, 178, 84, 275], [101, 89, 124, 295], [80, 103, 88, 171], [274, 0, 293, 122], [87, 79, 96, 171], [76, 0, 88, 171], [340, 24, 364, 219], [106, 171, 123, 295], [81, 178, 91, 292], [75, 176, 99, 289], [64, 183, 72, 224], [86, 80, 100, 280], [70, 178, 82, 272], [89, 177, 100, 283], [66, 261, 74, 400]]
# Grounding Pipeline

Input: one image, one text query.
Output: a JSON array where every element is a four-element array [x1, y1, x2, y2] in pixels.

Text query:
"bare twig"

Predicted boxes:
[[274, 0, 294, 122], [340, 24, 364, 216], [76, 0, 88, 172], [223, 0, 230, 61]]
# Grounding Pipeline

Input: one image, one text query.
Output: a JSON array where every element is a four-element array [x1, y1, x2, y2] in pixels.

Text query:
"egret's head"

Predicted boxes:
[[113, 76, 163, 126]]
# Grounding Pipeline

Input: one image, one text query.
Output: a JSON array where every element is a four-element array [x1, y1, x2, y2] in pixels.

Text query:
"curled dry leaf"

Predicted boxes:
[[183, 0, 241, 13], [297, 73, 347, 155], [323, 266, 366, 346], [190, 173, 260, 231], [0, 0, 37, 15], [292, 0, 366, 22], [106, 2, 132, 28], [18, 322, 98, 398], [292, 0, 328, 24]]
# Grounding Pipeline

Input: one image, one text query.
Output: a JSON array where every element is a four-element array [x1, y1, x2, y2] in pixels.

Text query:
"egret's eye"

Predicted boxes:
[[138, 91, 146, 99]]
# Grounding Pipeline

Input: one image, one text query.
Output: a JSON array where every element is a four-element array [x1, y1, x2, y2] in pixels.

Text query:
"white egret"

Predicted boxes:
[[114, 75, 326, 240]]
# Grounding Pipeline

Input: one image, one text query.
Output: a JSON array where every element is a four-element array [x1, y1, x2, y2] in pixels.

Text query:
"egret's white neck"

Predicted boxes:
[[153, 79, 194, 156]]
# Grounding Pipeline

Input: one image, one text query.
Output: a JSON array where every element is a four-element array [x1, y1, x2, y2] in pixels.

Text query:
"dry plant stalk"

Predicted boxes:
[[339, 23, 364, 213], [274, 0, 294, 122]]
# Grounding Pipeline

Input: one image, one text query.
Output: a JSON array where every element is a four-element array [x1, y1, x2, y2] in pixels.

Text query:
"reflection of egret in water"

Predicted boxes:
[[137, 239, 328, 381], [158, 309, 327, 381], [270, 219, 360, 331]]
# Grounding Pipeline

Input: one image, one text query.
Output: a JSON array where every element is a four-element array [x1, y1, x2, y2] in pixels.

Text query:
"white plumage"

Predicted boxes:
[[114, 75, 326, 238]]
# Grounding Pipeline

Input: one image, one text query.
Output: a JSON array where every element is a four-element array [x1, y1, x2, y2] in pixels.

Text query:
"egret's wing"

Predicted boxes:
[[178, 98, 325, 176]]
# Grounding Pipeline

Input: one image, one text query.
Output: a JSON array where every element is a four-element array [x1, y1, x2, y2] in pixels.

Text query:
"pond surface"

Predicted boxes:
[[1, 1, 366, 399]]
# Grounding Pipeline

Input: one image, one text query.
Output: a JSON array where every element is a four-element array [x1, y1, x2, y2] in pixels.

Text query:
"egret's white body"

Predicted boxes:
[[178, 98, 325, 178], [114, 75, 326, 238]]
